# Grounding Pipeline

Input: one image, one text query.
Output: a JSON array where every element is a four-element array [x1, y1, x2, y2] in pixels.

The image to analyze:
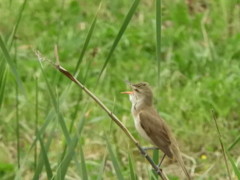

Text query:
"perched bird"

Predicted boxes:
[[122, 82, 191, 180]]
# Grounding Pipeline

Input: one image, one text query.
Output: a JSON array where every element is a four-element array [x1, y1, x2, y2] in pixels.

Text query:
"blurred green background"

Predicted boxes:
[[0, 0, 240, 179]]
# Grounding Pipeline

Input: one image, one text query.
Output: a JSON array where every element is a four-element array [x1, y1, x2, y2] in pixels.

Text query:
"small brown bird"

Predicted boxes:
[[122, 82, 191, 180]]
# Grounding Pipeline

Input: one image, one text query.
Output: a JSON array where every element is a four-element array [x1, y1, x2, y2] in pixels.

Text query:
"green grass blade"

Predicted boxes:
[[0, 36, 24, 93], [38, 136, 53, 180], [228, 134, 240, 151], [82, 55, 95, 83], [32, 126, 55, 180], [55, 0, 65, 45], [227, 152, 240, 178], [32, 61, 75, 179], [27, 86, 72, 156], [38, 61, 71, 143], [97, 153, 107, 180], [151, 150, 159, 180], [28, 110, 55, 153], [74, 2, 102, 75], [15, 56, 20, 169], [212, 110, 232, 180], [128, 154, 136, 180], [55, 137, 78, 179], [105, 137, 124, 180], [156, 0, 161, 86], [80, 145, 88, 180], [23, 80, 73, 171], [7, 0, 28, 49], [98, 0, 140, 79], [34, 78, 39, 170], [17, 110, 56, 179], [74, 158, 82, 179], [0, 60, 7, 108], [56, 115, 86, 179]]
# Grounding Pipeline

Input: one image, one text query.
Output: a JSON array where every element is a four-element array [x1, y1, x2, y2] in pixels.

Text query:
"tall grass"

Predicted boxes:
[[0, 36, 24, 94], [14, 43, 20, 170], [74, 2, 101, 76], [0, 60, 7, 110], [34, 78, 39, 170], [98, 0, 140, 79], [212, 110, 231, 180], [156, 0, 161, 87]]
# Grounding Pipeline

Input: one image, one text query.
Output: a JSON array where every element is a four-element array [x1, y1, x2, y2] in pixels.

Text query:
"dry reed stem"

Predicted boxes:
[[55, 64, 168, 180], [34, 49, 169, 180]]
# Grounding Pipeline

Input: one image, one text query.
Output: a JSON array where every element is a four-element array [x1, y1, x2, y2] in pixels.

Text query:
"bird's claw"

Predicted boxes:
[[152, 167, 163, 173]]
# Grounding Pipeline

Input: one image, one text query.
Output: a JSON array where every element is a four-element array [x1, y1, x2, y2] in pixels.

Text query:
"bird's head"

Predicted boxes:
[[122, 82, 153, 106]]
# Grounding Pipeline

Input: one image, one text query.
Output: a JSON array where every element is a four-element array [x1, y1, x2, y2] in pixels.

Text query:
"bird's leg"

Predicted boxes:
[[158, 153, 166, 169], [142, 147, 159, 151]]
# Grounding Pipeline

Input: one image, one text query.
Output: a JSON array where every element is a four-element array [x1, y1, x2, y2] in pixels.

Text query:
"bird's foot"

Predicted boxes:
[[152, 167, 163, 174]]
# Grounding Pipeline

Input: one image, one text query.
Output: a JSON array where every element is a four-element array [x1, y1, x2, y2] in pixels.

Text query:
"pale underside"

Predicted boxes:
[[134, 114, 154, 143]]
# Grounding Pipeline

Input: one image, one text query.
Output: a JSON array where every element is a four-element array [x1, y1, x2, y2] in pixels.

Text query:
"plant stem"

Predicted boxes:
[[55, 64, 168, 180], [212, 110, 232, 180]]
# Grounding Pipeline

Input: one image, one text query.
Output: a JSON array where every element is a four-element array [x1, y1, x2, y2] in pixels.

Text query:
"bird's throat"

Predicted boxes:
[[131, 99, 147, 115]]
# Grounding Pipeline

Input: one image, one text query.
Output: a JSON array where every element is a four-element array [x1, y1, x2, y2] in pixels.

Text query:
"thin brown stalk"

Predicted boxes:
[[211, 110, 232, 180], [45, 52, 168, 179]]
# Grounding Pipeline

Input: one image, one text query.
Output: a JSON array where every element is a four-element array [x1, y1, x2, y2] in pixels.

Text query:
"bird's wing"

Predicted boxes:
[[139, 109, 173, 158]]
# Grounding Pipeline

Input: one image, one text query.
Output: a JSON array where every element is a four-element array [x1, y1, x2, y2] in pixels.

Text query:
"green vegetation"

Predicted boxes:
[[0, 0, 240, 179]]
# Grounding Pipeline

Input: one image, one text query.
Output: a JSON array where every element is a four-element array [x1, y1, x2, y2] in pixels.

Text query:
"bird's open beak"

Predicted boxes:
[[121, 91, 134, 94]]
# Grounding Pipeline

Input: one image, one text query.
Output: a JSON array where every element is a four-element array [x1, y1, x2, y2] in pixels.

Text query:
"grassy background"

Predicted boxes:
[[0, 0, 240, 179]]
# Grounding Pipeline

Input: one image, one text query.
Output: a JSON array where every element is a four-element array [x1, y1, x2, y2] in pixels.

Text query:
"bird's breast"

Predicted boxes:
[[132, 114, 153, 143]]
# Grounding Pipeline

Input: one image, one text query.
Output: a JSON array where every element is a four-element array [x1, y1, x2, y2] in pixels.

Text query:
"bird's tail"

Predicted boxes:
[[171, 143, 191, 180]]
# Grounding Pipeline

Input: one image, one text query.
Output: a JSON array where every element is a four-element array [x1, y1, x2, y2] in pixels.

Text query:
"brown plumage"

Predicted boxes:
[[139, 109, 173, 158], [122, 82, 191, 180]]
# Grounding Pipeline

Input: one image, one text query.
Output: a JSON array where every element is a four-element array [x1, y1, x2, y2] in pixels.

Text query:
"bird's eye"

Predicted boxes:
[[134, 89, 140, 92]]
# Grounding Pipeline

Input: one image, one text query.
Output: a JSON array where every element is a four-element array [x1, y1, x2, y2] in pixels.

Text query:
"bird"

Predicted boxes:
[[121, 82, 191, 180]]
